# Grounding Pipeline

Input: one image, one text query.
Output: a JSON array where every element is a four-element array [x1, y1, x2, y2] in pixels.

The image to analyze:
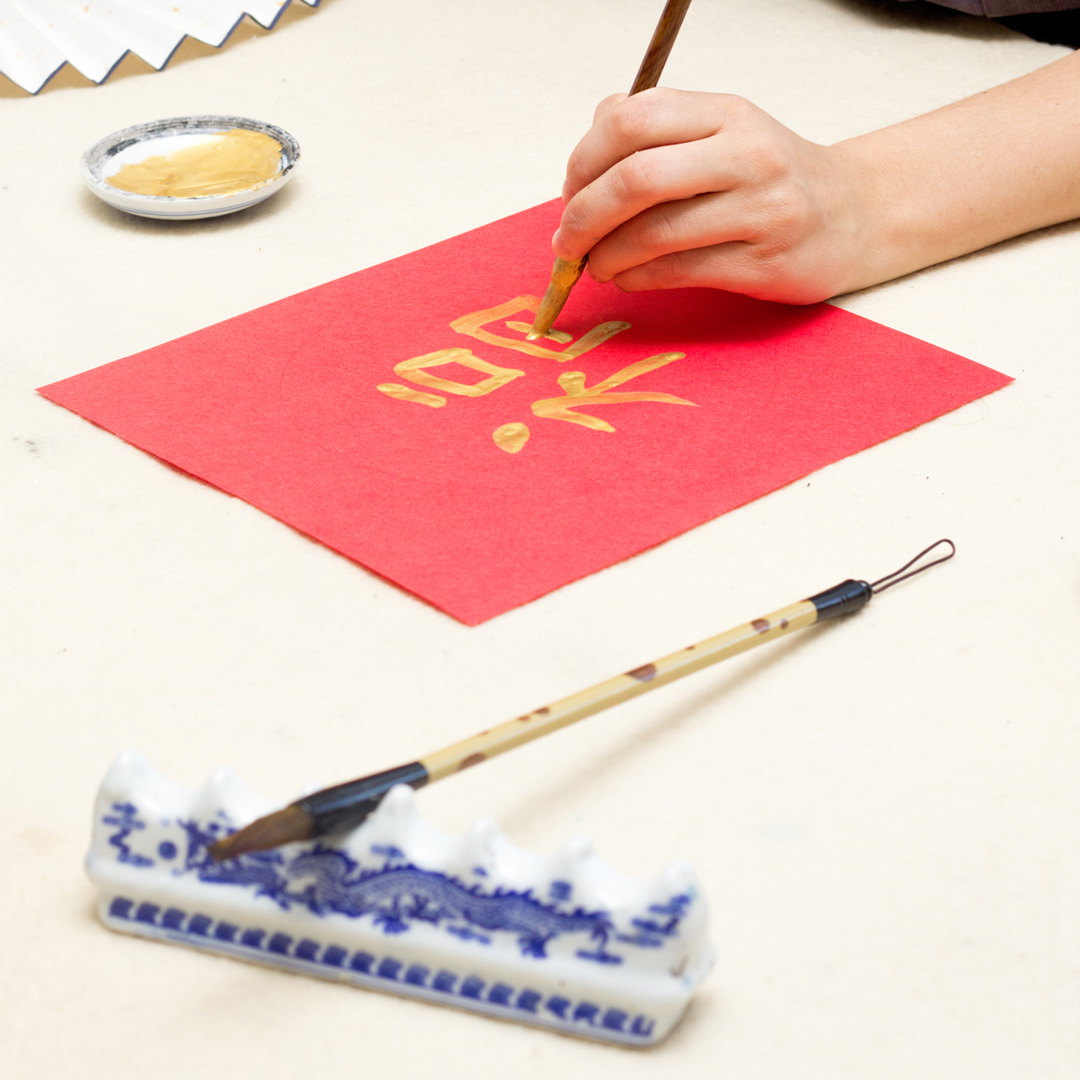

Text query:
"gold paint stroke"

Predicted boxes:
[[504, 321, 572, 344], [492, 423, 530, 453], [451, 297, 630, 362], [531, 352, 696, 432], [392, 348, 525, 397], [106, 129, 283, 197], [377, 384, 446, 408]]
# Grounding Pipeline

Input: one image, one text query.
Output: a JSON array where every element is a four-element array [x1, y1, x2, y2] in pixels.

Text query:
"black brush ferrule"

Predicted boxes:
[[807, 579, 873, 622], [300, 762, 430, 836]]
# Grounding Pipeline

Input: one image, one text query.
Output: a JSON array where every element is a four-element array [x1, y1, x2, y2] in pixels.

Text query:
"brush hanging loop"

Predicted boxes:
[[869, 538, 956, 595]]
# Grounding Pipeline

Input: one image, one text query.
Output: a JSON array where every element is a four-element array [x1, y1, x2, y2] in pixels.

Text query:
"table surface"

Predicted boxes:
[[3, 2, 1078, 1077]]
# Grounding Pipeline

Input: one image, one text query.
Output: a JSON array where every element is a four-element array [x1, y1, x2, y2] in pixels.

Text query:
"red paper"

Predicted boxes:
[[39, 201, 1011, 624]]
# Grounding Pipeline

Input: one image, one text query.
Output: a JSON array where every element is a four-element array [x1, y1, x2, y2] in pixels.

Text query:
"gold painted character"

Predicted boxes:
[[531, 353, 696, 432], [377, 347, 526, 407], [451, 296, 630, 363]]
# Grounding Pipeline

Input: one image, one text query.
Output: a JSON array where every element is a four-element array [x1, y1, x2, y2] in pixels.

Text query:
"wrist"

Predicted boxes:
[[823, 136, 919, 295]]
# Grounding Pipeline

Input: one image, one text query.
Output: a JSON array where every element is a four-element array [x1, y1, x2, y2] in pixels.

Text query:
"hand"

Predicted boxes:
[[555, 54, 1080, 305], [554, 88, 870, 305]]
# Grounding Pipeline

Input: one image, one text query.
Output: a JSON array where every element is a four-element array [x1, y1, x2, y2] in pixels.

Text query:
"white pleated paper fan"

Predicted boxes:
[[0, 0, 320, 94]]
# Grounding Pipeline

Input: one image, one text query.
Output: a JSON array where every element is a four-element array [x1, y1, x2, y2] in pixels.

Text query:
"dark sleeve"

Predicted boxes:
[[896, 0, 1078, 14]]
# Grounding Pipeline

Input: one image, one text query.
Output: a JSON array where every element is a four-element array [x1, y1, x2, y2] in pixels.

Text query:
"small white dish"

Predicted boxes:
[[81, 115, 300, 220]]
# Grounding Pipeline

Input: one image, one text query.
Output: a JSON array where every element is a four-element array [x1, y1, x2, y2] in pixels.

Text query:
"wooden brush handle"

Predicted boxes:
[[421, 598, 816, 781], [629, 0, 694, 96], [527, 1, 693, 342]]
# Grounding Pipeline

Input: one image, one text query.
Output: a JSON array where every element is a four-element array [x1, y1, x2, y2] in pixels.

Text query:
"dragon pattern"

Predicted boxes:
[[109, 808, 692, 966]]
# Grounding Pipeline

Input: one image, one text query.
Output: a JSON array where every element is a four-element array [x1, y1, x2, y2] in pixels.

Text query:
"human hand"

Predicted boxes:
[[553, 88, 873, 304]]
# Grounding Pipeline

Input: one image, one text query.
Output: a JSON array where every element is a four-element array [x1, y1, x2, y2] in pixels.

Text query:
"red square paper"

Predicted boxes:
[[39, 201, 1011, 624]]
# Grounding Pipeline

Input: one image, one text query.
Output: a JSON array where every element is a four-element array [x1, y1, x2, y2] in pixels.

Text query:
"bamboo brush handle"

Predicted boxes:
[[212, 547, 958, 857], [421, 598, 817, 781]]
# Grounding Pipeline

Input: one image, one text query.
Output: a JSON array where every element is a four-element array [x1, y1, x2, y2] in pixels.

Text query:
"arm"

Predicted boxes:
[[554, 52, 1080, 304]]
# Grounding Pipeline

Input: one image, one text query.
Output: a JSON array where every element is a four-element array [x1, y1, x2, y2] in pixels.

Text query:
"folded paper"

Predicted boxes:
[[0, 0, 321, 95]]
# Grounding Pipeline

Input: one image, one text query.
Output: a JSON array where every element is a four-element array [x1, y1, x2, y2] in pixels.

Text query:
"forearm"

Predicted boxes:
[[835, 50, 1080, 292], [555, 58, 1080, 305]]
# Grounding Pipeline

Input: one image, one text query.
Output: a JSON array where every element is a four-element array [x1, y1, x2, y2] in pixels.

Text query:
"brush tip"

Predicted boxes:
[[209, 803, 316, 861]]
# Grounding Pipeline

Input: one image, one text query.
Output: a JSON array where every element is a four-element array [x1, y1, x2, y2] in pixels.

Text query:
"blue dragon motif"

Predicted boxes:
[[285, 846, 618, 960], [163, 819, 695, 964], [178, 818, 291, 906], [102, 812, 693, 967]]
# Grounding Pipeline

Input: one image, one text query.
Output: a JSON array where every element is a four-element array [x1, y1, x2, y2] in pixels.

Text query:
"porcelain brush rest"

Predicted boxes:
[[86, 750, 715, 1045]]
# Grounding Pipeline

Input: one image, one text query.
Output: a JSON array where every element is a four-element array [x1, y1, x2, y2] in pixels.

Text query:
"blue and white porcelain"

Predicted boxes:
[[86, 750, 715, 1045], [81, 115, 300, 220]]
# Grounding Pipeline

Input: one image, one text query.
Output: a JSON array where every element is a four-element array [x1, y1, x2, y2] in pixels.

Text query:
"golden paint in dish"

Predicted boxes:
[[105, 129, 283, 198]]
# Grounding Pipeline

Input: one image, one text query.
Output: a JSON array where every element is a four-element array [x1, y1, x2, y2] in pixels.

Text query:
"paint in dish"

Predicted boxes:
[[82, 116, 300, 220]]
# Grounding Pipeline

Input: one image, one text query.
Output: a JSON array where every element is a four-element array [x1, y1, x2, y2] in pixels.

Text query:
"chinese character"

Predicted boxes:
[[451, 296, 630, 362], [375, 298, 698, 454], [531, 353, 696, 432], [377, 347, 526, 408]]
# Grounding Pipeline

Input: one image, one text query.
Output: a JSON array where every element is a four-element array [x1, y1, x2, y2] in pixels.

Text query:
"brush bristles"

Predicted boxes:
[[527, 256, 586, 339], [209, 803, 316, 861]]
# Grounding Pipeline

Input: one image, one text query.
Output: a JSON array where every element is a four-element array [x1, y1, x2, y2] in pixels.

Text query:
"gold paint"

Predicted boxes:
[[531, 352, 696, 432], [394, 348, 525, 397], [377, 383, 446, 408], [505, 321, 571, 344], [527, 255, 588, 339], [105, 128, 283, 198], [492, 422, 530, 453], [377, 295, 697, 451], [451, 296, 630, 362]]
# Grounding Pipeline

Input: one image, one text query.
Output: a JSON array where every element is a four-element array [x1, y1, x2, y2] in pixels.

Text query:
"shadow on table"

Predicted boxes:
[[499, 615, 851, 840]]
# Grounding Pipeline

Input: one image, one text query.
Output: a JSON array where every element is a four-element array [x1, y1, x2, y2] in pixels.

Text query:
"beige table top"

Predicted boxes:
[[3, 1, 1077, 1077]]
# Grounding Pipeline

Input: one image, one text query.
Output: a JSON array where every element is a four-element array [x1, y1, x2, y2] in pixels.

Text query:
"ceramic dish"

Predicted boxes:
[[81, 115, 300, 220]]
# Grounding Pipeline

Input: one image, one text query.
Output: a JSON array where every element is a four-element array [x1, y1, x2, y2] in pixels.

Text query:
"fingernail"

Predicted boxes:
[[552, 228, 566, 258], [561, 181, 574, 203]]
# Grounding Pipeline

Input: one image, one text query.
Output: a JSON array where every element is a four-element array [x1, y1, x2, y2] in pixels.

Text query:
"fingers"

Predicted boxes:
[[611, 244, 835, 306], [565, 89, 732, 199], [585, 191, 752, 282], [551, 89, 849, 304], [555, 137, 745, 260]]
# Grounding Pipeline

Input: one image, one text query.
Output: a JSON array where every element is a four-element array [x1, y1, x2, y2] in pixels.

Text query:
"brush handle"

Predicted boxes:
[[630, 0, 694, 96], [527, 0, 695, 341], [422, 595, 825, 782], [214, 546, 958, 856], [300, 580, 873, 835]]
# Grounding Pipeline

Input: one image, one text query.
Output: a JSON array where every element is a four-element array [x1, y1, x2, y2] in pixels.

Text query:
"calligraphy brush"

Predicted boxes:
[[209, 540, 955, 861], [527, 0, 695, 342]]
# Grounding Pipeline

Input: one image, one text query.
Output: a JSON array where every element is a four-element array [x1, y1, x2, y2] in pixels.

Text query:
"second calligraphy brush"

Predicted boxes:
[[527, 0, 695, 341], [210, 540, 955, 861]]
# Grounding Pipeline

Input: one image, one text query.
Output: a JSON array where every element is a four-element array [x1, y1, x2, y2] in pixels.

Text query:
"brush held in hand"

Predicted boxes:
[[209, 540, 955, 862], [527, 0, 695, 341]]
